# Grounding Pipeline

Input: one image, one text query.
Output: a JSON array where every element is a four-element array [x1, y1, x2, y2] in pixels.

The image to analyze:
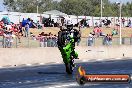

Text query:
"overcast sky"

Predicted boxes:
[[0, 0, 131, 11], [111, 0, 132, 3]]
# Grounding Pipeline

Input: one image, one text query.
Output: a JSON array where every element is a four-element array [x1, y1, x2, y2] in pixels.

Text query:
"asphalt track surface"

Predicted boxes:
[[0, 58, 132, 88]]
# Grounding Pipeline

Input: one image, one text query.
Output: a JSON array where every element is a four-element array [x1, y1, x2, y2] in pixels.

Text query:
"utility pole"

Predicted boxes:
[[101, 0, 103, 19], [37, 0, 39, 14], [100, 0, 103, 27], [119, 2, 122, 45], [116, 1, 122, 45], [37, 5, 38, 14]]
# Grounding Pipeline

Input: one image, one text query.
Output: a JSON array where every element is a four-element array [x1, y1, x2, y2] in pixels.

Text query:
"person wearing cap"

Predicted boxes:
[[24, 23, 29, 37]]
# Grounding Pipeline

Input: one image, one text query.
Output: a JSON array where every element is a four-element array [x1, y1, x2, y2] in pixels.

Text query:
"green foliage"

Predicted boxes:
[[3, 0, 54, 13], [3, 0, 132, 16]]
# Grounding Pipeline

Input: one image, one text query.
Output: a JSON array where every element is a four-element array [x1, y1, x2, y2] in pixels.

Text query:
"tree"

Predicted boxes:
[[3, 0, 132, 16], [3, 0, 55, 13], [123, 2, 132, 17]]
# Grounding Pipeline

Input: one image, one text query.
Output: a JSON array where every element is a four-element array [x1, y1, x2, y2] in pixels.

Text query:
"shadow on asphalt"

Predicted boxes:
[[37, 72, 66, 74], [1, 58, 132, 73]]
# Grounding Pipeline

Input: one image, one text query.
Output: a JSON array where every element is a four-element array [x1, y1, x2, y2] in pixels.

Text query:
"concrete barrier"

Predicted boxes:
[[75, 46, 132, 60], [0, 46, 132, 67]]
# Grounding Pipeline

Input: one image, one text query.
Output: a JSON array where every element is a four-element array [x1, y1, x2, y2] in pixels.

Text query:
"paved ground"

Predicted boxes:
[[0, 58, 132, 88]]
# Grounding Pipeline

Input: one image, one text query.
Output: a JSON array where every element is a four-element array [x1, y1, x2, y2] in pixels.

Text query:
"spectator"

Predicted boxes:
[[0, 21, 4, 29], [37, 21, 42, 29], [47, 33, 52, 47], [8, 31, 15, 48], [17, 23, 23, 43], [88, 32, 94, 46], [77, 29, 81, 46], [0, 29, 4, 36], [103, 34, 109, 45], [112, 29, 118, 36], [98, 27, 105, 36], [5, 23, 12, 31], [51, 19, 54, 27], [37, 34, 44, 47], [44, 34, 48, 47], [122, 18, 125, 27], [50, 34, 54, 47], [40, 32, 45, 36], [31, 35, 36, 40], [94, 26, 103, 37], [35, 33, 58, 47], [24, 23, 29, 37], [3, 31, 15, 48], [93, 26, 98, 37], [108, 34, 112, 45], [102, 18, 111, 27], [55, 35, 58, 47], [95, 22, 98, 27], [3, 31, 9, 48], [53, 35, 57, 47], [127, 19, 131, 27], [106, 19, 111, 28]]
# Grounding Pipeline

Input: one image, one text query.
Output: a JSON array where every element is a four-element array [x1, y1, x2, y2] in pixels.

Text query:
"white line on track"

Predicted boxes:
[[48, 82, 78, 88], [48, 83, 102, 88], [97, 59, 103, 61], [56, 62, 61, 64], [26, 64, 32, 66], [39, 63, 45, 65], [18, 82, 22, 83], [82, 59, 87, 62], [115, 58, 122, 60], [0, 58, 128, 68]]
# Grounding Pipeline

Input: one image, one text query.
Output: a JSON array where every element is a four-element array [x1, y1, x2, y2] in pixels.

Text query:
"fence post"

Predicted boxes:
[[130, 37, 132, 45], [86, 37, 88, 46], [92, 16, 94, 28], [28, 35, 30, 48], [15, 37, 18, 48], [102, 37, 105, 45], [3, 36, 5, 48], [122, 37, 125, 45], [27, 30, 30, 48], [93, 37, 95, 46]]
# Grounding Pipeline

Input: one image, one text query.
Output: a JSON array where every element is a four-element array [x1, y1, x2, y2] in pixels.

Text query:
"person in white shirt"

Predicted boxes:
[[5, 24, 12, 31], [66, 16, 72, 25], [88, 32, 94, 46], [64, 16, 73, 30]]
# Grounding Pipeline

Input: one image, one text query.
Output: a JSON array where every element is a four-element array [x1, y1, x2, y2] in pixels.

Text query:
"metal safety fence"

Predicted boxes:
[[80, 37, 132, 46], [0, 36, 132, 48]]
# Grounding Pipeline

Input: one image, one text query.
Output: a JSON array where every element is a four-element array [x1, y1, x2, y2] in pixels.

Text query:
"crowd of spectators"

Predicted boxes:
[[32, 32, 58, 47], [0, 16, 132, 48], [87, 32, 113, 46], [0, 17, 60, 48], [94, 18, 132, 28], [42, 16, 132, 29], [0, 21, 22, 48], [87, 25, 117, 46], [42, 17, 58, 27]]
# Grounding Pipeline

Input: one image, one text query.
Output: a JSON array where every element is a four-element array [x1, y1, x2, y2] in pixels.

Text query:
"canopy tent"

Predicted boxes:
[[43, 10, 67, 17], [1, 16, 11, 24]]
